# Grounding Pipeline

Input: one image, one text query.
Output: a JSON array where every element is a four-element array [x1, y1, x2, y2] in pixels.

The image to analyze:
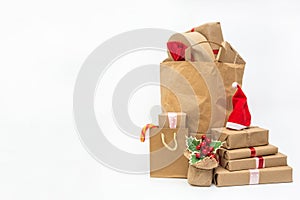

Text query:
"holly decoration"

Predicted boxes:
[[186, 135, 223, 165]]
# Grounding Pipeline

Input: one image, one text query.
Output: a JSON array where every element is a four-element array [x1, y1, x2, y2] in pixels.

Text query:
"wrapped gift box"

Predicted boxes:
[[211, 127, 269, 149], [218, 144, 278, 160], [159, 112, 186, 129], [220, 153, 287, 171], [214, 166, 293, 187]]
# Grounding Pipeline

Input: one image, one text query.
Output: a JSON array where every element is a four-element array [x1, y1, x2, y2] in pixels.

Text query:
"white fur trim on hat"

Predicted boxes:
[[232, 82, 238, 88], [226, 122, 247, 130]]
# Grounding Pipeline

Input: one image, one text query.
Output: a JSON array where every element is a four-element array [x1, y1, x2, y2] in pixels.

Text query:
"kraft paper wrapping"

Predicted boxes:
[[184, 152, 218, 186], [211, 127, 269, 149], [161, 24, 246, 134], [184, 151, 219, 170], [216, 41, 245, 64], [160, 61, 245, 133], [214, 166, 293, 187], [168, 32, 215, 62], [218, 144, 278, 160], [220, 153, 287, 171], [158, 112, 186, 129], [187, 22, 224, 56], [187, 166, 213, 186], [150, 128, 189, 178]]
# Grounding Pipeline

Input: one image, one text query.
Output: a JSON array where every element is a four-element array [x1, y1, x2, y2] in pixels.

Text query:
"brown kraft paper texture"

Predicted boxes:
[[150, 127, 189, 178], [220, 153, 287, 171], [218, 144, 278, 160], [211, 127, 269, 149], [214, 166, 293, 187], [161, 61, 245, 133]]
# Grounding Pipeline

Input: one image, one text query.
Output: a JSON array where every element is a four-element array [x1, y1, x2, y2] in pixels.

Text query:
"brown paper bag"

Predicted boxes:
[[160, 60, 245, 133], [150, 128, 189, 178], [161, 23, 245, 134]]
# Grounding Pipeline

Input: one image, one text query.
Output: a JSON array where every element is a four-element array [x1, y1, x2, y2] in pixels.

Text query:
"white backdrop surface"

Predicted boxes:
[[0, 0, 299, 199]]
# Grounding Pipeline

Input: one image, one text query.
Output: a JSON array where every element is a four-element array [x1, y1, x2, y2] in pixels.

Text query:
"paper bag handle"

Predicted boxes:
[[188, 40, 240, 64], [184, 40, 223, 62], [140, 124, 158, 142], [161, 132, 178, 151], [190, 40, 223, 48]]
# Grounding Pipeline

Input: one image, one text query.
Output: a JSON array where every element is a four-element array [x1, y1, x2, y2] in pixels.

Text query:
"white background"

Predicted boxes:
[[1, 0, 300, 199]]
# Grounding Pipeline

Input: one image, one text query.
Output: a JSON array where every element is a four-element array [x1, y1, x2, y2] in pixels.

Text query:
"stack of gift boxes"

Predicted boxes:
[[211, 127, 293, 186], [210, 83, 293, 186]]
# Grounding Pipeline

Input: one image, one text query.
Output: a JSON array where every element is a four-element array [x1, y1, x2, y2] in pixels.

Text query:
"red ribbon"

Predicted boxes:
[[249, 147, 256, 157], [257, 156, 264, 169], [167, 41, 188, 61], [213, 49, 219, 55]]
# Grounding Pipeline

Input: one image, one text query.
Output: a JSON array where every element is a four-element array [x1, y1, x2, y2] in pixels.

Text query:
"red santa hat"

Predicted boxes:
[[226, 82, 251, 130]]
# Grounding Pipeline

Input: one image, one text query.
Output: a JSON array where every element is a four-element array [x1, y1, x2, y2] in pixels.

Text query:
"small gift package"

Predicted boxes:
[[211, 127, 269, 149], [185, 135, 222, 186], [220, 153, 287, 171], [214, 166, 293, 187], [218, 145, 278, 160], [186, 157, 218, 186]]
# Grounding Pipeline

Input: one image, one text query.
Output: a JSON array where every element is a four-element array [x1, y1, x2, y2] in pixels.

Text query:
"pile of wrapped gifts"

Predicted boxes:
[[211, 84, 292, 186], [140, 22, 293, 187]]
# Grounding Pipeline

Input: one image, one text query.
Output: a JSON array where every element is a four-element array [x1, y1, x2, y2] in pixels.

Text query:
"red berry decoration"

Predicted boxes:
[[205, 137, 211, 144], [210, 153, 217, 161], [208, 146, 214, 153], [186, 136, 222, 165], [202, 148, 208, 156]]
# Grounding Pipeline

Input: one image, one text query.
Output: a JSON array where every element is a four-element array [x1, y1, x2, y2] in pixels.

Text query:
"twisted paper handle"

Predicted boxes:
[[140, 124, 158, 142], [161, 132, 178, 151]]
